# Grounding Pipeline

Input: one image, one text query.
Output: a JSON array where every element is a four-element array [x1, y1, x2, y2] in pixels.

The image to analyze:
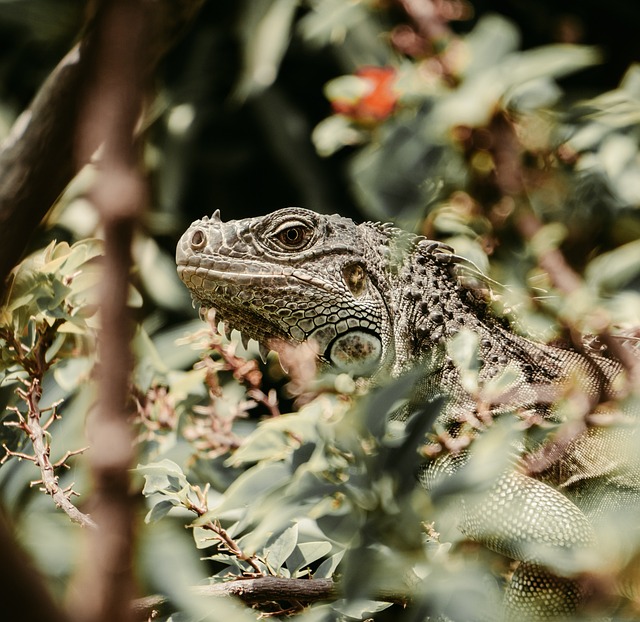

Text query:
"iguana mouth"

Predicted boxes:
[[177, 260, 354, 297], [178, 264, 293, 361]]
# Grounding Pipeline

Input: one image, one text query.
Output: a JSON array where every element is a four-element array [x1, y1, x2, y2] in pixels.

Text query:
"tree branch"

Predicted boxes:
[[0, 0, 205, 294], [7, 380, 96, 529], [132, 577, 411, 619], [0, 45, 87, 290], [67, 1, 150, 621]]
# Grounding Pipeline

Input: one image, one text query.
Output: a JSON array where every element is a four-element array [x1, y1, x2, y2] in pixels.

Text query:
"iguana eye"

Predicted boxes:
[[274, 223, 312, 250]]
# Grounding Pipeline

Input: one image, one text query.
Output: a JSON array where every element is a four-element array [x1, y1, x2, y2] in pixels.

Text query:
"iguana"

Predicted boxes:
[[176, 207, 640, 620]]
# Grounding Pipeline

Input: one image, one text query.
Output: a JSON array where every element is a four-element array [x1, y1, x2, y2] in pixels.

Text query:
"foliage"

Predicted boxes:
[[1, 1, 640, 621]]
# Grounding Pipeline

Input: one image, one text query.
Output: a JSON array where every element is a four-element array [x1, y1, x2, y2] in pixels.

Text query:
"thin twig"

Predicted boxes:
[[184, 483, 266, 576], [9, 379, 96, 528]]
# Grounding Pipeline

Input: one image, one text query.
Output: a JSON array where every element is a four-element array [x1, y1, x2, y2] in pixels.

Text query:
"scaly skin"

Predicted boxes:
[[176, 207, 640, 619]]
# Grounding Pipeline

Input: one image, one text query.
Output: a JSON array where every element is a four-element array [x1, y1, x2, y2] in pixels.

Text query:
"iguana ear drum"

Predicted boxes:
[[328, 330, 382, 376]]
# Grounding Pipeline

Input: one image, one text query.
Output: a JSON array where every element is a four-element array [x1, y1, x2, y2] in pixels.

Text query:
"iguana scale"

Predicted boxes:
[[176, 207, 640, 620]]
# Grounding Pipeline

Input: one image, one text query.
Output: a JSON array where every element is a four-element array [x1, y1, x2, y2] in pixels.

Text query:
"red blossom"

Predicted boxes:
[[331, 66, 398, 124]]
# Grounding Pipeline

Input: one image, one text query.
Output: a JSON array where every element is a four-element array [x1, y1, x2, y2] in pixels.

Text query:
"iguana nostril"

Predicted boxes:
[[190, 228, 206, 250]]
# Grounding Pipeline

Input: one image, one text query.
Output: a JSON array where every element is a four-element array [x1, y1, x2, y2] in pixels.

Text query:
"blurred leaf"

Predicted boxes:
[[312, 114, 367, 156], [235, 0, 299, 99], [134, 235, 191, 312], [298, 0, 367, 47], [446, 329, 479, 394], [585, 238, 640, 292]]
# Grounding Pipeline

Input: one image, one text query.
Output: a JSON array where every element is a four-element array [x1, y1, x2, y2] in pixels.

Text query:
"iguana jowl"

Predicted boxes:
[[176, 207, 640, 619]]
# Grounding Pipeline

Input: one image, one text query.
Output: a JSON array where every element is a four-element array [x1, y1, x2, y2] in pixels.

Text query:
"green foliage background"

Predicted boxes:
[[1, 1, 640, 620]]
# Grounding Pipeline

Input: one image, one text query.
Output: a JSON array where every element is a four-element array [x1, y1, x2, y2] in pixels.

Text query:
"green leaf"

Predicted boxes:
[[145, 498, 178, 523], [331, 598, 391, 619], [263, 523, 298, 572], [226, 410, 321, 467], [287, 541, 334, 576], [138, 459, 190, 497], [208, 461, 292, 515], [314, 550, 345, 579]]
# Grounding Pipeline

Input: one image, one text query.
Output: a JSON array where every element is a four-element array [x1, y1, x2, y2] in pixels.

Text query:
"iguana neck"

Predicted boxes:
[[391, 240, 620, 407]]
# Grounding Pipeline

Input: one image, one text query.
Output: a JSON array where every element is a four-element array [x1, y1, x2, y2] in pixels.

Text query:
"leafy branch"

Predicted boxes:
[[0, 318, 95, 528], [182, 480, 266, 577], [140, 460, 266, 576]]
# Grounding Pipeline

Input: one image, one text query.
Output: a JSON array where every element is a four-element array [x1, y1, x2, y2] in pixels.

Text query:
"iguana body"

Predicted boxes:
[[176, 207, 640, 619]]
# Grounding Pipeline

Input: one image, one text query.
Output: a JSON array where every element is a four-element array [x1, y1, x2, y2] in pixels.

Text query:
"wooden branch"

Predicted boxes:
[[0, 511, 69, 622], [19, 379, 96, 529], [68, 1, 149, 621], [0, 45, 87, 291], [0, 324, 96, 527], [518, 211, 640, 388], [132, 577, 411, 619]]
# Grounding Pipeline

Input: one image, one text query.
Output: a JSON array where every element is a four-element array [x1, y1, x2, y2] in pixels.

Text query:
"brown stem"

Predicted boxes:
[[185, 486, 266, 576], [207, 326, 281, 418], [67, 1, 149, 621], [21, 379, 97, 528]]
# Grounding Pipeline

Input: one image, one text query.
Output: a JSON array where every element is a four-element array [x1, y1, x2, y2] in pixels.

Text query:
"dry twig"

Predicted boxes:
[[182, 481, 266, 576], [0, 323, 95, 527], [2, 379, 95, 528]]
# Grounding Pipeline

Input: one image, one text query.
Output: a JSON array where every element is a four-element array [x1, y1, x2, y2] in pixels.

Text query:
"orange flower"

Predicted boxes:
[[330, 66, 398, 124]]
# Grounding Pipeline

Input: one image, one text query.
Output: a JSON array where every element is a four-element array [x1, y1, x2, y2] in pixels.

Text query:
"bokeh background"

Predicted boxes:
[[1, 2, 640, 620]]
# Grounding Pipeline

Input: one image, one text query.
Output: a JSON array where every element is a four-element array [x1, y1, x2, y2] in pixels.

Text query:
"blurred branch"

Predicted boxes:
[[0, 510, 69, 622], [0, 0, 205, 294], [484, 112, 640, 391], [0, 44, 86, 290], [67, 1, 149, 621], [518, 211, 640, 387]]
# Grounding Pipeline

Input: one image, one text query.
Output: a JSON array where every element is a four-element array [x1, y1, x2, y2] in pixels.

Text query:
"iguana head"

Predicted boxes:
[[176, 207, 404, 376]]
